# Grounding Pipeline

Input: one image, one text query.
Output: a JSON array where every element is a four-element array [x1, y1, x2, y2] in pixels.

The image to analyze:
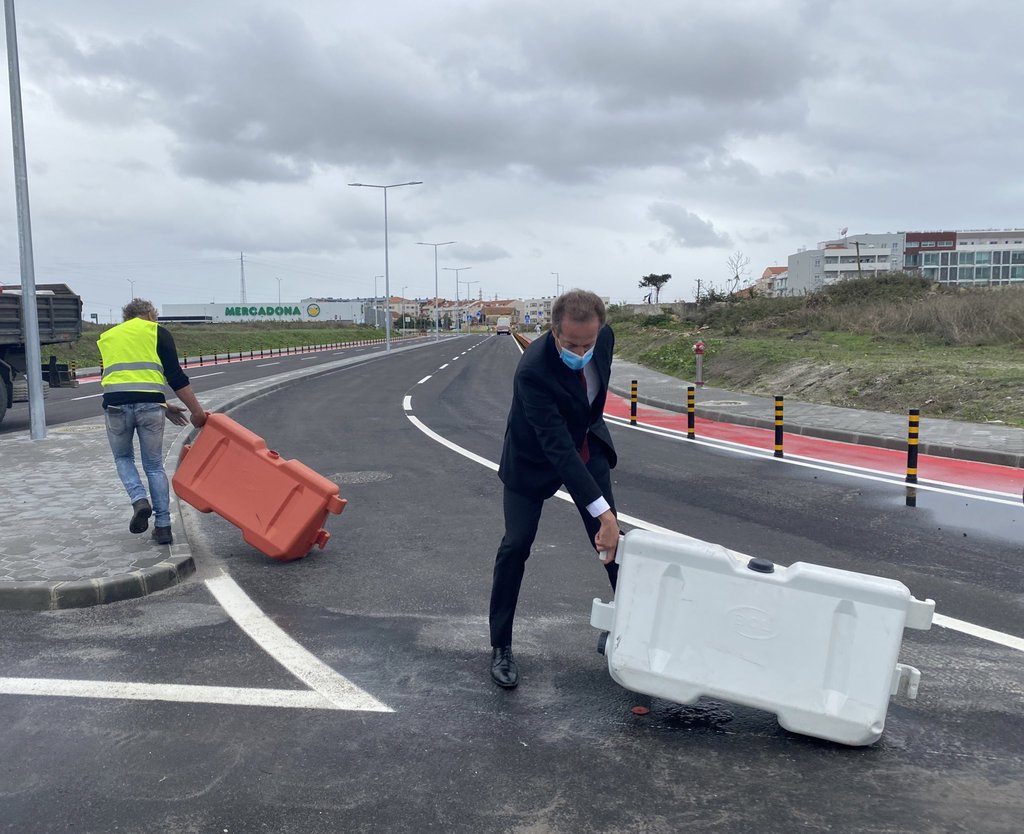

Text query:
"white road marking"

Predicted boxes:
[[439, 363, 449, 369], [0, 678, 342, 710], [71, 392, 104, 400], [189, 372, 226, 379], [204, 574, 391, 712], [300, 356, 318, 361], [418, 375, 432, 384], [404, 406, 1024, 654], [605, 415, 1021, 506], [256, 362, 281, 367]]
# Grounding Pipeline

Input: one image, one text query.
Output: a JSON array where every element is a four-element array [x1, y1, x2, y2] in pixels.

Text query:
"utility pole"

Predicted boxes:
[[854, 240, 862, 280], [239, 252, 247, 303]]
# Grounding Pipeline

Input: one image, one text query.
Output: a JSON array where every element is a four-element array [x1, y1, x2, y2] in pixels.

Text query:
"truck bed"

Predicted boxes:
[[0, 283, 83, 346]]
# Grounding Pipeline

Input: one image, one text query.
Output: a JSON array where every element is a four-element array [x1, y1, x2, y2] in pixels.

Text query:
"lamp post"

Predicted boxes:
[[459, 279, 479, 331], [417, 240, 455, 341], [348, 180, 422, 351], [401, 285, 408, 331], [275, 277, 281, 304], [443, 266, 472, 332], [551, 272, 563, 296], [127, 278, 135, 300]]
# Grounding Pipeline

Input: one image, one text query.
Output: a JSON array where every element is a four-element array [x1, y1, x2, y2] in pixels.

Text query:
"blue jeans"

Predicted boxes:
[[104, 403, 170, 528]]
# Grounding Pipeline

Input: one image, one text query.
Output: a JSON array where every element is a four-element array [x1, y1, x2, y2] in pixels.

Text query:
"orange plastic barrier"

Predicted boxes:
[[172, 413, 347, 561]]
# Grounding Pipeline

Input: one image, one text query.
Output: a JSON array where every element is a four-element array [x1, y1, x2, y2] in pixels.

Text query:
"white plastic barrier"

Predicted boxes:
[[591, 530, 935, 746]]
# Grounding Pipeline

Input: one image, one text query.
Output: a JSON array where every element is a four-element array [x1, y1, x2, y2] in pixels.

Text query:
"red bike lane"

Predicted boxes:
[[604, 393, 1024, 497]]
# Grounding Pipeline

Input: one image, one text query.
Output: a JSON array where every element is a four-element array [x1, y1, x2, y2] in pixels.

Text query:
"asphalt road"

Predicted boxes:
[[1, 334, 1022, 833]]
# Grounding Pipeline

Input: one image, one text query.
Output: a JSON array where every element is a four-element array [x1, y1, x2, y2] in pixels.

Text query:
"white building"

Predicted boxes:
[[786, 233, 903, 296], [785, 229, 1024, 295]]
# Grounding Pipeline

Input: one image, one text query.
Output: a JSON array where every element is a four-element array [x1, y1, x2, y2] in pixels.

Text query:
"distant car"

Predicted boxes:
[[496, 316, 512, 335]]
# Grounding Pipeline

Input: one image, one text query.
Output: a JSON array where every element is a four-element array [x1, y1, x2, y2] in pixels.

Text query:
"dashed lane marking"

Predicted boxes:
[[418, 375, 432, 384], [256, 362, 281, 367]]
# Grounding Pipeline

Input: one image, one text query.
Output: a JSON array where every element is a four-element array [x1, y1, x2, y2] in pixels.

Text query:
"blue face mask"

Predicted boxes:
[[560, 345, 594, 371]]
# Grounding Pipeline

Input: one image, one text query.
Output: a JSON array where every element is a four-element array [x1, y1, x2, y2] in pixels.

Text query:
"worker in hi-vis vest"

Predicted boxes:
[[98, 298, 207, 545]]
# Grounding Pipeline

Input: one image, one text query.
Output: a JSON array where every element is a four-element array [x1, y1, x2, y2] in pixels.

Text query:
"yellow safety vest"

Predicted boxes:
[[98, 317, 167, 394]]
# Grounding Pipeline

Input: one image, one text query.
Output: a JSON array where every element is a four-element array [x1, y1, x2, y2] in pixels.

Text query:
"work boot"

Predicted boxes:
[[129, 498, 152, 534], [152, 526, 173, 545]]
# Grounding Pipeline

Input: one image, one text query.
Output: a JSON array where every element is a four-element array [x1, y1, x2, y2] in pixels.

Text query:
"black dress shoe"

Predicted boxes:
[[151, 525, 173, 545], [490, 646, 519, 689], [129, 498, 152, 534]]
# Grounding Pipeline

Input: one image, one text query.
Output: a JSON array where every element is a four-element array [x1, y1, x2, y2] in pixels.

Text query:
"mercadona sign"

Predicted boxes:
[[224, 306, 301, 317]]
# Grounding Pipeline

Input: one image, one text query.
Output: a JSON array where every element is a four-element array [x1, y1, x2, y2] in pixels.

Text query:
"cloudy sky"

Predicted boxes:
[[0, 0, 1021, 321]]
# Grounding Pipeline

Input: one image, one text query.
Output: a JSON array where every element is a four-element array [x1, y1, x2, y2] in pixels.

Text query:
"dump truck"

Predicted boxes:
[[0, 283, 83, 424]]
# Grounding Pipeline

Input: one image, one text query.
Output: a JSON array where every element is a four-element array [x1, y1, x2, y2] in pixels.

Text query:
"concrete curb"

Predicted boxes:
[[608, 383, 1024, 469], [0, 338, 446, 612]]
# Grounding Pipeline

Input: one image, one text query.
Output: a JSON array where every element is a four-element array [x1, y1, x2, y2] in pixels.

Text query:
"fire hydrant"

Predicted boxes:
[[693, 340, 705, 387]]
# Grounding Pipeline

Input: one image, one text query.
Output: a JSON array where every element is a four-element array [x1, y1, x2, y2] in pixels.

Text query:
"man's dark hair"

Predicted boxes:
[[122, 298, 157, 321], [551, 290, 606, 334]]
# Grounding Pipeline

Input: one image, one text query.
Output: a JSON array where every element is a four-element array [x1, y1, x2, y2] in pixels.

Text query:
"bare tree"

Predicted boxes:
[[726, 251, 751, 294]]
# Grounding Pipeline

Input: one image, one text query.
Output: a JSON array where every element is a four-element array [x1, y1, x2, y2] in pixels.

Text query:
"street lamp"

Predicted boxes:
[[401, 285, 408, 331], [551, 272, 563, 296], [459, 279, 479, 330], [417, 240, 455, 341], [275, 277, 282, 304], [443, 266, 472, 332], [348, 180, 423, 352], [127, 278, 135, 300]]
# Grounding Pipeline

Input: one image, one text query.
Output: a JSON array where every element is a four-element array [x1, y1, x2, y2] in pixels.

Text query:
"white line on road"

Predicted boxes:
[[71, 393, 104, 400], [204, 574, 392, 712], [418, 376, 432, 384], [300, 356, 319, 361], [256, 362, 281, 367], [404, 405, 1024, 654], [439, 364, 449, 369], [188, 372, 226, 379], [0, 678, 342, 710]]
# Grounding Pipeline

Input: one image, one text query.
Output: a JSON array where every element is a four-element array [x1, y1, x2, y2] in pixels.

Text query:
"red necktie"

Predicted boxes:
[[577, 369, 590, 463]]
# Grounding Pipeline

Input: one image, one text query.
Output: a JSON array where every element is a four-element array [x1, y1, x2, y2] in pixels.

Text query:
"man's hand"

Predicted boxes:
[[190, 410, 208, 428], [594, 510, 620, 565], [162, 403, 189, 426]]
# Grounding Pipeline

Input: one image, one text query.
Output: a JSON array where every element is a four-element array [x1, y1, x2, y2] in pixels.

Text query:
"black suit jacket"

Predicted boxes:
[[498, 326, 617, 505]]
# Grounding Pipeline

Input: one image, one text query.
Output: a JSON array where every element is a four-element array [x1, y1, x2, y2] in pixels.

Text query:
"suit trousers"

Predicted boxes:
[[489, 447, 618, 648]]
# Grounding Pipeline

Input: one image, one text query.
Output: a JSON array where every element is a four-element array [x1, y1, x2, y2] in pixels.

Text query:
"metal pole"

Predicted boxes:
[[383, 188, 391, 352], [687, 386, 695, 439], [4, 0, 45, 439], [773, 396, 784, 458], [906, 409, 919, 483]]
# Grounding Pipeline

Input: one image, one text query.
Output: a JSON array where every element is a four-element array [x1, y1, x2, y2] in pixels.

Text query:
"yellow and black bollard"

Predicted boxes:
[[906, 409, 919, 483], [70, 360, 77, 380], [773, 396, 784, 458], [630, 380, 638, 425], [183, 352, 188, 368], [687, 386, 695, 439]]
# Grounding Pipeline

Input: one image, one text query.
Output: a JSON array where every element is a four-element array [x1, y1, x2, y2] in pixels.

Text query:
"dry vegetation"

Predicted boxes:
[[612, 274, 1024, 427]]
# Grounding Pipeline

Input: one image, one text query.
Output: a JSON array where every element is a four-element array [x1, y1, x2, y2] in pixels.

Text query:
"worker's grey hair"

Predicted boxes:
[[122, 298, 157, 321], [551, 289, 606, 334]]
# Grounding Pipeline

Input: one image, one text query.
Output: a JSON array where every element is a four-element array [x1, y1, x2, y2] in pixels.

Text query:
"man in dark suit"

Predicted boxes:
[[489, 289, 620, 688]]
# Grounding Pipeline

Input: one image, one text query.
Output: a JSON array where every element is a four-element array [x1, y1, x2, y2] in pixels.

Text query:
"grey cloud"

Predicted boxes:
[[25, 4, 817, 186], [648, 203, 731, 249], [450, 243, 511, 262]]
